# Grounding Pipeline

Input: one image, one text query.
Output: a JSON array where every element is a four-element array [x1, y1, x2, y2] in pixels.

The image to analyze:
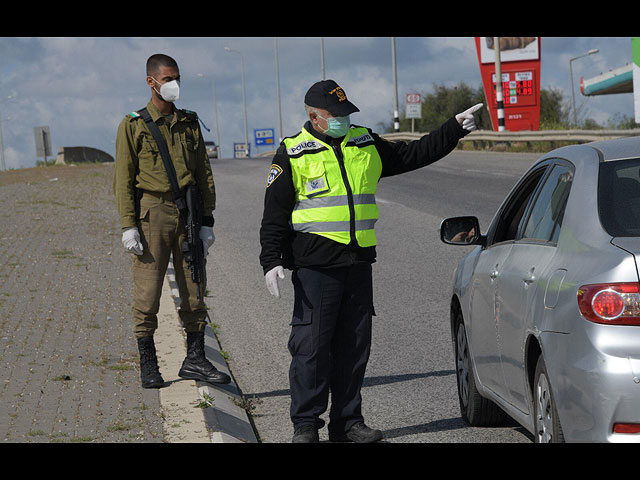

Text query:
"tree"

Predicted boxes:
[[539, 87, 570, 129]]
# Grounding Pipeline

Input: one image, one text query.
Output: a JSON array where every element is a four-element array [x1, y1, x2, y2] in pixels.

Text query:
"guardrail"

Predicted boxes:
[[383, 128, 640, 144], [256, 128, 640, 157]]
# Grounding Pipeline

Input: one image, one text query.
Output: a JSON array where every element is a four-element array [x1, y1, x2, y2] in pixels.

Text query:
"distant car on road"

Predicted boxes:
[[440, 136, 640, 443], [205, 141, 218, 160]]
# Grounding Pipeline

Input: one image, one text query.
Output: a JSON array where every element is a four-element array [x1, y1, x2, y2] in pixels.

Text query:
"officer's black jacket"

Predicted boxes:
[[259, 116, 470, 274]]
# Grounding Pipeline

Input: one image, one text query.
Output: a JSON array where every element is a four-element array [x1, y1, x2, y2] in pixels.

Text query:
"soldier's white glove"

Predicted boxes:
[[199, 226, 215, 256], [456, 103, 483, 131], [122, 227, 143, 255], [265, 265, 285, 298]]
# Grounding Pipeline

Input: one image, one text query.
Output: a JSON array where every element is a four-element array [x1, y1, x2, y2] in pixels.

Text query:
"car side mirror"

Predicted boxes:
[[440, 216, 485, 246]]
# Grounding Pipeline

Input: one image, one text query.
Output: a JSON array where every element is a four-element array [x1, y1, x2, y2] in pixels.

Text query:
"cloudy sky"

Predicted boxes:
[[0, 36, 636, 169]]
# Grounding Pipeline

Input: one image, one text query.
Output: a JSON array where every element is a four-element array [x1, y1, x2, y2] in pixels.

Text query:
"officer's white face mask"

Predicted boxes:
[[152, 77, 180, 103]]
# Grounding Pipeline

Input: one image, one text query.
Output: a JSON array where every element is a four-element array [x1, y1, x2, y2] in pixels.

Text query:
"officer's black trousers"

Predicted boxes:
[[288, 263, 374, 434]]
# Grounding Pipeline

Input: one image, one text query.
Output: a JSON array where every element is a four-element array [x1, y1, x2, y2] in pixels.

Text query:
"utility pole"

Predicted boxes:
[[392, 37, 400, 132], [494, 37, 505, 132]]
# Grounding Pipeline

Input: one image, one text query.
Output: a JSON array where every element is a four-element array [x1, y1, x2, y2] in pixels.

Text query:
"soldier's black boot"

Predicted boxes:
[[136, 336, 165, 389], [178, 332, 231, 384]]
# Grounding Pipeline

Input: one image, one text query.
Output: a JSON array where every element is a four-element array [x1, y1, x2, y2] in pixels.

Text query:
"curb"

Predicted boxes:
[[163, 257, 259, 443]]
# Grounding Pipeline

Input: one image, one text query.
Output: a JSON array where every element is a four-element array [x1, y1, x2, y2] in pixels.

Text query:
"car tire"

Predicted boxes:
[[454, 314, 507, 426], [533, 356, 565, 443]]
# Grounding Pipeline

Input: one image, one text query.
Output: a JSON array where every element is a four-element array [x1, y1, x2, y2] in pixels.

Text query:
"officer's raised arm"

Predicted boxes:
[[376, 103, 484, 178]]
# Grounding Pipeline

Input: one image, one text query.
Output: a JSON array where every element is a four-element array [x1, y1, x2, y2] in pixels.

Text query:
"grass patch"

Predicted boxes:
[[107, 421, 132, 432], [51, 249, 74, 259], [194, 392, 215, 409]]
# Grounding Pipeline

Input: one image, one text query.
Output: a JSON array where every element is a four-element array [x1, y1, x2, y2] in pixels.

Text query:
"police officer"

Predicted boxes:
[[259, 79, 482, 443], [114, 53, 230, 388]]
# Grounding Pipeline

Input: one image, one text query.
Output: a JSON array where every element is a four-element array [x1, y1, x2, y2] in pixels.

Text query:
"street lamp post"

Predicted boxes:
[[197, 73, 222, 159], [570, 48, 599, 127], [275, 38, 283, 143], [321, 37, 326, 80], [225, 46, 249, 156], [211, 79, 222, 159]]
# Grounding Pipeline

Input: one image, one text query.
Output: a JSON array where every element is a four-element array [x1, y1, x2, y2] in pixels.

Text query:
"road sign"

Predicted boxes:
[[254, 128, 275, 146], [234, 143, 250, 159], [34, 126, 52, 159], [406, 93, 422, 119]]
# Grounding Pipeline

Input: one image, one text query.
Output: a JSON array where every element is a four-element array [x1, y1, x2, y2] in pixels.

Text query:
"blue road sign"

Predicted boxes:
[[254, 128, 275, 146]]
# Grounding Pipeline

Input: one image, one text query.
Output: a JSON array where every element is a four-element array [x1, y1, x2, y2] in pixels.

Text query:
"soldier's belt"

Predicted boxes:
[[141, 189, 183, 202]]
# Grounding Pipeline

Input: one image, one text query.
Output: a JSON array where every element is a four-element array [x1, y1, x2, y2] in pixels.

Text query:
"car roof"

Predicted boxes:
[[587, 136, 640, 162], [538, 135, 640, 167]]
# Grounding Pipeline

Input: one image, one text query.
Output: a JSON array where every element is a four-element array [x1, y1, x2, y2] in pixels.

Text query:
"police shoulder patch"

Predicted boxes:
[[127, 111, 141, 119], [266, 164, 283, 187]]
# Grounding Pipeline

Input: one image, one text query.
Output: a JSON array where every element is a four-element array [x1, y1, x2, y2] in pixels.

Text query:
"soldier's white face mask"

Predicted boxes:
[[152, 77, 180, 103]]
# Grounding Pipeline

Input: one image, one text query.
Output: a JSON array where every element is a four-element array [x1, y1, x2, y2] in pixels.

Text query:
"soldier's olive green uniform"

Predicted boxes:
[[114, 100, 215, 339]]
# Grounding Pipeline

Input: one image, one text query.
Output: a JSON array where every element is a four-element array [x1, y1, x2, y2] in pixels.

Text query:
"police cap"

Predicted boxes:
[[304, 80, 359, 117]]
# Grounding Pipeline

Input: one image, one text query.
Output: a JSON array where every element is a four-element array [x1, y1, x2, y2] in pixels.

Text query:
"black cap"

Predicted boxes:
[[304, 80, 359, 117]]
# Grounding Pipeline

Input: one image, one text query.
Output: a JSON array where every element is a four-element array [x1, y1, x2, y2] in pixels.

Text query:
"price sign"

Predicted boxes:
[[491, 71, 537, 106]]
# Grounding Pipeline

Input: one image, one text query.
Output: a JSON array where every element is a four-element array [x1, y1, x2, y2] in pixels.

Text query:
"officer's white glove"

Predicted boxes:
[[265, 265, 285, 298], [199, 226, 215, 256], [455, 103, 484, 132], [122, 227, 143, 255]]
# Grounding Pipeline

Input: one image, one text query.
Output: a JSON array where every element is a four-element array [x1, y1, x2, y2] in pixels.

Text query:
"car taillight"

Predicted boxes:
[[613, 423, 640, 434], [577, 283, 640, 325]]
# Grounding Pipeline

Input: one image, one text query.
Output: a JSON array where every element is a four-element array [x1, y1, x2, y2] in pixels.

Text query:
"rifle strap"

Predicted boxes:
[[138, 107, 187, 215]]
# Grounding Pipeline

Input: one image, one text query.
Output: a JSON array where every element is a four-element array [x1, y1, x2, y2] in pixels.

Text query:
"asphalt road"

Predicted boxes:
[[205, 149, 542, 443]]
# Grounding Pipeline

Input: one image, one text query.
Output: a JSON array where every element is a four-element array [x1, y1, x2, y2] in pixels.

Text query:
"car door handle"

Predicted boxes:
[[523, 271, 536, 284], [490, 270, 499, 279]]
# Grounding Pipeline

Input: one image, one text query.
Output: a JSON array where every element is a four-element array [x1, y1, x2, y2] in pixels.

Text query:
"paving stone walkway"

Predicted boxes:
[[0, 163, 164, 442]]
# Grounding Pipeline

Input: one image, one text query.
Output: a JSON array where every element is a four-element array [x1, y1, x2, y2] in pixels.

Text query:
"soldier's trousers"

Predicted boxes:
[[131, 190, 207, 339], [288, 263, 374, 435]]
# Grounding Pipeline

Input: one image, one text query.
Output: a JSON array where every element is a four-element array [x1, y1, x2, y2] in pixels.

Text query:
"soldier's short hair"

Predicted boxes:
[[146, 54, 179, 76]]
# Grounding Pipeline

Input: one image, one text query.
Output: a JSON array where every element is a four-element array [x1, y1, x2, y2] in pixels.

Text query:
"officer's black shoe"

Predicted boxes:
[[178, 332, 231, 385], [136, 336, 165, 389], [292, 425, 319, 443], [329, 422, 383, 443]]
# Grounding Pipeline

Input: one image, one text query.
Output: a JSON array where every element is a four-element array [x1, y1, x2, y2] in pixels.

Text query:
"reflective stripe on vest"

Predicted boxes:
[[285, 126, 382, 247]]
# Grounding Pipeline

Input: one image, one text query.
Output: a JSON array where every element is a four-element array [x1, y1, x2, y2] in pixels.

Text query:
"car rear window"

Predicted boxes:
[[599, 158, 640, 237]]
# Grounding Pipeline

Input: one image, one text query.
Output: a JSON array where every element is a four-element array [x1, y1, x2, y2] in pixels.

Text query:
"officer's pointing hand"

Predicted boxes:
[[122, 227, 143, 255], [456, 103, 483, 132], [265, 265, 285, 298]]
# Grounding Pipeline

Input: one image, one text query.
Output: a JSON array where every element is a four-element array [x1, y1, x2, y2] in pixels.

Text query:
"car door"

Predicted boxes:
[[468, 163, 549, 398], [497, 161, 574, 413]]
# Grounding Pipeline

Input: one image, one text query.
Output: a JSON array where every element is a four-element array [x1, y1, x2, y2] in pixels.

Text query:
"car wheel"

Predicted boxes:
[[533, 356, 565, 443], [454, 314, 507, 426]]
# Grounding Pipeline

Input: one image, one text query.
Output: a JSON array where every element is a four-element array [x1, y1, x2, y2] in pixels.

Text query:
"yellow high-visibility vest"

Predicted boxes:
[[285, 126, 383, 247]]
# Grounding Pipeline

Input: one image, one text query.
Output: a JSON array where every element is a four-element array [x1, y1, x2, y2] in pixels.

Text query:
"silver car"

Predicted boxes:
[[440, 136, 640, 443]]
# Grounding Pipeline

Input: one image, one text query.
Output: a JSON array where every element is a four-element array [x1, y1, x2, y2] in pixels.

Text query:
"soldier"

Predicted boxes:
[[114, 53, 230, 388]]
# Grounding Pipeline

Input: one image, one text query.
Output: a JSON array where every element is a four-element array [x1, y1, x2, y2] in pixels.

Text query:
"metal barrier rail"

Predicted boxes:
[[256, 129, 640, 157], [382, 129, 640, 143]]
